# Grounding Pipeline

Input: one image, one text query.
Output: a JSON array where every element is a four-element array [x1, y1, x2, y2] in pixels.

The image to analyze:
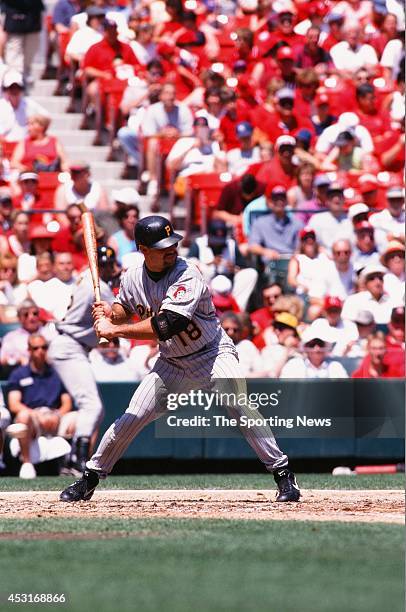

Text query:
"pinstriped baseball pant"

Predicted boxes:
[[87, 348, 288, 475]]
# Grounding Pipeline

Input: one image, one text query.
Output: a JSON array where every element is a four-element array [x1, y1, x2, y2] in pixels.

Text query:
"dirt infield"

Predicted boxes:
[[0, 489, 403, 525]]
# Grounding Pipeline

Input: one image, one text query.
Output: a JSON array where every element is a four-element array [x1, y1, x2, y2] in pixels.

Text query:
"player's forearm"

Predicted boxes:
[[97, 316, 158, 341]]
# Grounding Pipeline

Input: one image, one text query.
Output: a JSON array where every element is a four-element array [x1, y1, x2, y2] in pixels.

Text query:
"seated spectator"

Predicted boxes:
[[313, 296, 359, 356], [52, 203, 96, 271], [139, 82, 194, 196], [218, 88, 251, 151], [258, 293, 305, 348], [381, 241, 405, 305], [250, 281, 283, 335], [344, 202, 370, 245], [54, 162, 109, 219], [344, 309, 376, 358], [17, 225, 55, 284], [11, 115, 68, 173], [311, 92, 337, 136], [315, 112, 374, 159], [226, 121, 261, 176], [210, 275, 240, 316], [249, 184, 302, 264], [341, 263, 400, 324], [0, 252, 28, 321], [287, 163, 317, 223], [7, 333, 74, 478], [194, 86, 224, 130], [0, 299, 45, 371], [280, 322, 349, 378], [220, 311, 266, 377], [321, 128, 367, 172], [28, 252, 75, 321], [386, 306, 405, 358], [322, 13, 345, 52], [355, 83, 392, 149], [89, 337, 136, 382], [64, 5, 105, 64], [352, 331, 405, 378], [255, 135, 298, 190], [107, 202, 139, 266], [287, 227, 329, 297], [130, 22, 156, 66], [0, 211, 30, 259], [261, 312, 301, 377], [0, 70, 48, 142], [0, 189, 13, 233], [166, 116, 225, 184], [369, 186, 405, 244], [295, 25, 331, 69], [352, 221, 381, 273], [329, 24, 378, 74], [306, 182, 351, 251], [308, 239, 356, 315], [213, 173, 266, 231]]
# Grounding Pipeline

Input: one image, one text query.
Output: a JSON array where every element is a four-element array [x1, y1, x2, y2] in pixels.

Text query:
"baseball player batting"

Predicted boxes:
[[60, 216, 300, 503], [48, 246, 117, 474]]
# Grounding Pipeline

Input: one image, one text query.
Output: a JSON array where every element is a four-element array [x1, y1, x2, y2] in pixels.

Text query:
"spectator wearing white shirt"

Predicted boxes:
[[308, 239, 356, 316], [65, 6, 105, 63], [381, 240, 405, 305], [352, 221, 381, 273], [343, 309, 376, 358], [312, 296, 359, 356], [28, 252, 75, 321], [280, 321, 348, 378], [341, 263, 399, 324], [221, 312, 266, 377], [226, 122, 261, 177], [369, 186, 405, 244], [261, 312, 302, 378], [307, 182, 352, 251], [330, 24, 378, 74], [315, 112, 374, 158], [0, 70, 49, 142], [287, 226, 329, 299]]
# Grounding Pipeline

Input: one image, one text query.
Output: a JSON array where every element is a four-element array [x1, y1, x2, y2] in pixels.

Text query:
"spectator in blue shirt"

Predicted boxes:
[[7, 333, 73, 478], [248, 185, 302, 264]]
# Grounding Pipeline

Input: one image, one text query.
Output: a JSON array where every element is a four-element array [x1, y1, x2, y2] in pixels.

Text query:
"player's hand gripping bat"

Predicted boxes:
[[79, 204, 109, 345]]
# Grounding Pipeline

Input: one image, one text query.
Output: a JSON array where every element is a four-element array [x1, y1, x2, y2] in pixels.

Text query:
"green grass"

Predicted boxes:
[[0, 473, 404, 491], [0, 518, 403, 612]]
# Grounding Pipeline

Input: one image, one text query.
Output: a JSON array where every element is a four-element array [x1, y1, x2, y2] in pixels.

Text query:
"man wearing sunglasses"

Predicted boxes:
[[280, 323, 348, 379], [7, 333, 73, 479], [0, 299, 45, 373]]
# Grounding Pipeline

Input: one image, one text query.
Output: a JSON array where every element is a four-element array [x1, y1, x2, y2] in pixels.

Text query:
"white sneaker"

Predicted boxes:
[[147, 179, 158, 197], [19, 462, 37, 479]]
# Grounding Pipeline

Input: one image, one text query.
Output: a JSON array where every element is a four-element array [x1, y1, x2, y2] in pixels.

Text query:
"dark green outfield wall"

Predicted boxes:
[[94, 380, 405, 460]]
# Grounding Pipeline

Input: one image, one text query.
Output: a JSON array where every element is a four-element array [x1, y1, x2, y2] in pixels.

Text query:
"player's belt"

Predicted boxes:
[[57, 329, 92, 353]]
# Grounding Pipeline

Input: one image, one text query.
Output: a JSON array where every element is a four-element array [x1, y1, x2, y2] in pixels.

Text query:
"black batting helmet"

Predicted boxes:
[[97, 245, 116, 265], [134, 215, 182, 249]]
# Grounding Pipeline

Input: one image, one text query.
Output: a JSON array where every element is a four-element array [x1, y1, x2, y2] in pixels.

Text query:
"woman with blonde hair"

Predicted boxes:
[[11, 114, 68, 173]]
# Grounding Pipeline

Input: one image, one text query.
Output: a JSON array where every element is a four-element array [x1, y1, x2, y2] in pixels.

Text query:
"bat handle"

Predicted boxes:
[[94, 287, 109, 345]]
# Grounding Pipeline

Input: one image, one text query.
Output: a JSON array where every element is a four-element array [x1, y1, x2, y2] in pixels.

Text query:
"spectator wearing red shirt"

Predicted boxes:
[[213, 173, 266, 229], [386, 306, 405, 369], [294, 69, 320, 119], [256, 135, 298, 190], [82, 19, 140, 123], [274, 45, 297, 87], [259, 6, 304, 57], [51, 203, 90, 271], [321, 13, 345, 52], [250, 281, 283, 334], [218, 88, 251, 150], [352, 331, 405, 378], [13, 172, 50, 228], [368, 12, 400, 58], [355, 83, 392, 153], [294, 26, 331, 70]]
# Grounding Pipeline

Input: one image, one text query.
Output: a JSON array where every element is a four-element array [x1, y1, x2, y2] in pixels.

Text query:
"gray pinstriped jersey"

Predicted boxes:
[[115, 257, 234, 358], [57, 269, 114, 349]]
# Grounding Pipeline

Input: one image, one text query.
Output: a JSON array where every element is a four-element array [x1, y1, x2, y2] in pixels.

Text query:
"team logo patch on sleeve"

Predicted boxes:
[[172, 285, 190, 300]]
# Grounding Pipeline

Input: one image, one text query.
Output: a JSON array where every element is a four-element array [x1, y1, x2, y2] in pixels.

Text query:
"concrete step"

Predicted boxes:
[[65, 145, 110, 162], [34, 96, 70, 114], [50, 113, 83, 130], [31, 79, 58, 96], [89, 161, 124, 181], [52, 129, 96, 146]]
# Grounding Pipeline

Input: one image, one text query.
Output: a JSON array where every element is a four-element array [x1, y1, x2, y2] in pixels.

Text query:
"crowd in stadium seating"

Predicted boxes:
[[0, 0, 403, 391]]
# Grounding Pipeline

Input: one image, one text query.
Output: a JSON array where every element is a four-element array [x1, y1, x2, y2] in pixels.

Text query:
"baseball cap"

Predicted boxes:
[[19, 172, 39, 182], [29, 225, 54, 241], [274, 312, 298, 329], [314, 174, 330, 188], [276, 47, 295, 61], [193, 116, 209, 127], [299, 226, 316, 240], [354, 220, 374, 233], [274, 0, 297, 15], [337, 112, 359, 129], [69, 161, 90, 172], [266, 184, 287, 199], [275, 88, 295, 102], [327, 181, 344, 194], [334, 130, 356, 147], [112, 187, 140, 205], [324, 296, 343, 311], [211, 274, 232, 295], [360, 263, 386, 281], [353, 310, 374, 325], [296, 128, 312, 145], [301, 321, 337, 345], [359, 174, 378, 193], [275, 135, 296, 150], [2, 69, 24, 89], [373, 0, 388, 15], [236, 121, 253, 139], [391, 306, 405, 325], [0, 188, 12, 204], [387, 186, 405, 199], [348, 202, 369, 220], [326, 12, 344, 23], [86, 6, 106, 17], [208, 219, 227, 248], [238, 0, 258, 11], [102, 18, 118, 29], [308, 0, 329, 16], [380, 240, 405, 265]]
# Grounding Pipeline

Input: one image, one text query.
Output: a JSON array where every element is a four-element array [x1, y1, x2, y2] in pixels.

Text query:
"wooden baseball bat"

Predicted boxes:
[[81, 209, 109, 345]]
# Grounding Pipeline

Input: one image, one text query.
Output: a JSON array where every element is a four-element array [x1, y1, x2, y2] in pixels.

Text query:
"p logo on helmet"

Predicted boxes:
[[165, 225, 171, 237]]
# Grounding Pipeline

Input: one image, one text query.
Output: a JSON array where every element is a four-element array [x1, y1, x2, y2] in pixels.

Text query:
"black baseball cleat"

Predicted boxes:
[[59, 469, 100, 502], [273, 468, 301, 502]]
